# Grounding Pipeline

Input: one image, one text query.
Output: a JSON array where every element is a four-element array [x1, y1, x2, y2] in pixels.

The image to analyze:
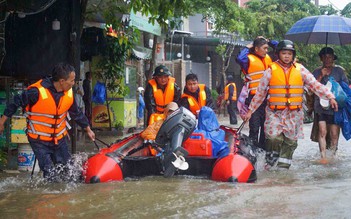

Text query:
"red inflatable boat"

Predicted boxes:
[[83, 107, 257, 184]]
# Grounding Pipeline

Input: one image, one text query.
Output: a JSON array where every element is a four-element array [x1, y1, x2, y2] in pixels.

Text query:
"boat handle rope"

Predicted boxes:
[[93, 140, 100, 151], [237, 120, 247, 135], [93, 137, 111, 150]]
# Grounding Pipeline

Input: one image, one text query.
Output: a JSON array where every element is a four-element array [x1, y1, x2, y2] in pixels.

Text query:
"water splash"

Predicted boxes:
[[0, 152, 90, 194], [43, 152, 89, 184]]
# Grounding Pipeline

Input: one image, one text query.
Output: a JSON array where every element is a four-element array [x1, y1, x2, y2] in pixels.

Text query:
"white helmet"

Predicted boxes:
[[137, 87, 144, 93]]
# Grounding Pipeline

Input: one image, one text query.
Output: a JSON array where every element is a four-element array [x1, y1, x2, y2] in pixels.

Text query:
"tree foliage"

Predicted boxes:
[[242, 0, 350, 80], [130, 0, 193, 30], [192, 0, 246, 86], [244, 0, 319, 39], [341, 2, 351, 18], [192, 0, 245, 34], [319, 5, 338, 15], [82, 0, 351, 88], [130, 0, 194, 79], [88, 2, 139, 96], [190, 0, 351, 82]]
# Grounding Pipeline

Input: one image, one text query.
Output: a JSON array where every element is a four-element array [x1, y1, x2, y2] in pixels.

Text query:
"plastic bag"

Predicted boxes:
[[92, 81, 106, 104], [194, 107, 229, 158], [335, 108, 351, 140], [237, 85, 249, 118], [340, 81, 351, 98], [334, 81, 351, 140], [330, 77, 347, 108]]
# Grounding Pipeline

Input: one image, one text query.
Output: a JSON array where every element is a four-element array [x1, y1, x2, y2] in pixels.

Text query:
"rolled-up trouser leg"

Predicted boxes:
[[277, 135, 298, 169], [265, 134, 283, 167]]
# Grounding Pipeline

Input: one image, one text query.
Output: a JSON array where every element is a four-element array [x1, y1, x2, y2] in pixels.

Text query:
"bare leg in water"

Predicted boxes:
[[318, 122, 340, 163]]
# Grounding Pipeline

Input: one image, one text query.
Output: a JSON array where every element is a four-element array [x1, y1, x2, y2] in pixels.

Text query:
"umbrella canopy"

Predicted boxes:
[[285, 15, 351, 45]]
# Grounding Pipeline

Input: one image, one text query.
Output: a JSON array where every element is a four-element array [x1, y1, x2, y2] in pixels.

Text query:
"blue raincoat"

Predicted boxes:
[[138, 94, 145, 120], [334, 81, 351, 140], [192, 106, 229, 157]]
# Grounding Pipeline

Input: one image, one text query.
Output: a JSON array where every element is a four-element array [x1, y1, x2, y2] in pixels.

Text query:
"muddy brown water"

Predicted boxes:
[[1, 122, 351, 218]]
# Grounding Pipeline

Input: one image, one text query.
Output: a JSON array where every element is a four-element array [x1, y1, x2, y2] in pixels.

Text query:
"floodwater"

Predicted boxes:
[[1, 122, 351, 219]]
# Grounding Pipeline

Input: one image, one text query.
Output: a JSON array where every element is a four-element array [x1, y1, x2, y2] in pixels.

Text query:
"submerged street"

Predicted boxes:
[[0, 115, 350, 218]]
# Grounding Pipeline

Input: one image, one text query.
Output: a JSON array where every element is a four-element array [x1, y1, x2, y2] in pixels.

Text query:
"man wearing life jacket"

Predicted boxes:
[[224, 75, 238, 125], [0, 63, 95, 179], [236, 37, 277, 150], [144, 65, 181, 125], [243, 40, 338, 170], [179, 73, 215, 116], [312, 47, 348, 162]]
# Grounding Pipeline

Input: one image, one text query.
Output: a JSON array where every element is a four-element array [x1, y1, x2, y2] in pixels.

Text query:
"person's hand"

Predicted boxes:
[[243, 109, 252, 122], [85, 126, 96, 141], [321, 67, 331, 77], [239, 112, 246, 120], [307, 110, 313, 117], [329, 98, 338, 112], [77, 90, 83, 95]]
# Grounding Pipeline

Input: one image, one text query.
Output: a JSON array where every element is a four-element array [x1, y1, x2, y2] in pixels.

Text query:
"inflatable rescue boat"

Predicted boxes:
[[83, 107, 257, 183]]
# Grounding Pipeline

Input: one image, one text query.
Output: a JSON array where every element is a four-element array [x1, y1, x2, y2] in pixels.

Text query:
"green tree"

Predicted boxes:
[[341, 2, 351, 17], [193, 0, 246, 87], [130, 0, 193, 79], [244, 0, 319, 39], [319, 5, 338, 15], [83, 0, 193, 80]]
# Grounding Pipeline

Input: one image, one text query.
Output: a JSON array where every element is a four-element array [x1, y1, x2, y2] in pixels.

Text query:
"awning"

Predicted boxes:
[[168, 36, 249, 47], [132, 46, 152, 60]]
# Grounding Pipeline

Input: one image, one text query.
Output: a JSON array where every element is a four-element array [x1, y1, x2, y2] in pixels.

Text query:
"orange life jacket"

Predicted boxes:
[[246, 54, 272, 95], [148, 77, 175, 125], [25, 80, 73, 144], [224, 83, 237, 101], [148, 113, 165, 126], [268, 62, 304, 110], [181, 84, 206, 115]]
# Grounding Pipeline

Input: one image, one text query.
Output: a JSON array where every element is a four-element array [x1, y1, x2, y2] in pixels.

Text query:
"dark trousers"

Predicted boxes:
[[84, 100, 92, 124], [29, 136, 71, 179], [227, 100, 237, 124], [247, 95, 266, 150]]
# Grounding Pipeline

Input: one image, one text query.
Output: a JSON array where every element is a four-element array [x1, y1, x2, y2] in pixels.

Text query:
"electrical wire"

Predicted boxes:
[[327, 0, 340, 10]]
